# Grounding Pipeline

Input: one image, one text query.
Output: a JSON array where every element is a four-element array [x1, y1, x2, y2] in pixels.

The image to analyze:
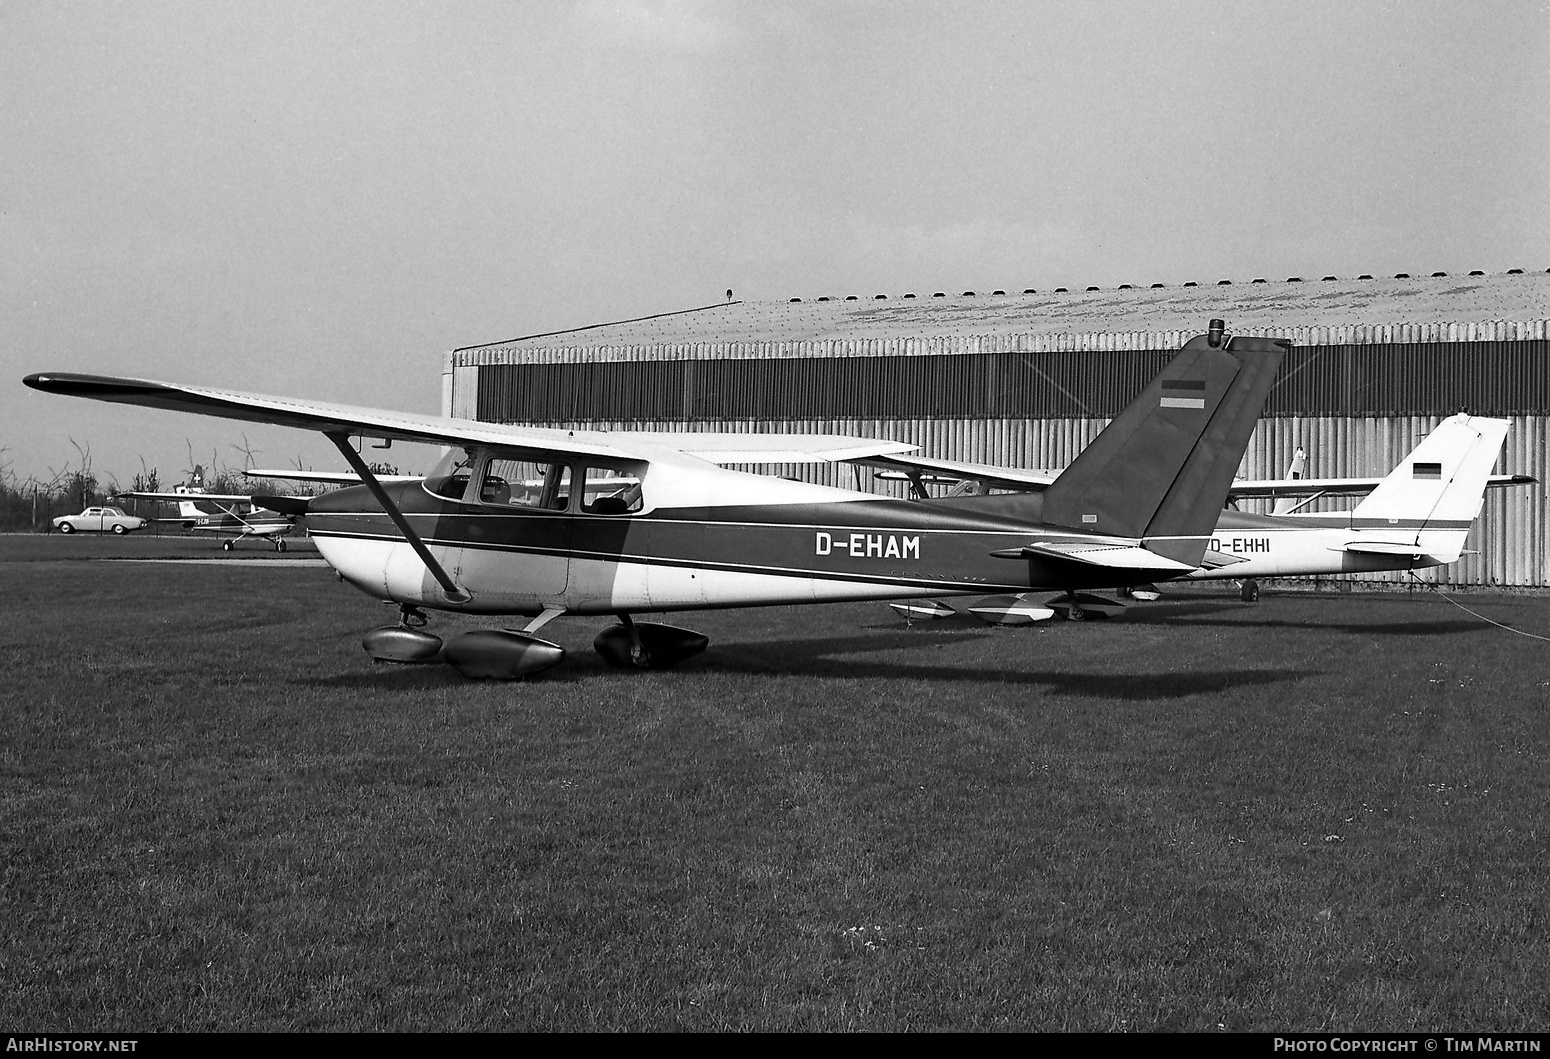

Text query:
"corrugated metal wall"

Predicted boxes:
[[467, 339, 1550, 422], [444, 323, 1550, 589]]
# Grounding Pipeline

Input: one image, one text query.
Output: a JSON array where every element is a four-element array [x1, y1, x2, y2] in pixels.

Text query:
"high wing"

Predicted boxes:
[[23, 374, 916, 465], [117, 489, 284, 505], [860, 452, 1532, 502], [1225, 473, 1535, 499], [244, 469, 422, 486]]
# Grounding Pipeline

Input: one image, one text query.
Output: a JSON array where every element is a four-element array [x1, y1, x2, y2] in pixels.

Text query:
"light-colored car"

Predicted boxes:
[[52, 506, 148, 535]]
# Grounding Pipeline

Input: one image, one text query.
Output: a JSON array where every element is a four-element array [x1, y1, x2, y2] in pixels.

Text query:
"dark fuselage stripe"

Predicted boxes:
[[307, 528, 1026, 592]]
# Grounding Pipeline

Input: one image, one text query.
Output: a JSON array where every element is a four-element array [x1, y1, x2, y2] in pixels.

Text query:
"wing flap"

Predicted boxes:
[[654, 434, 918, 463], [856, 453, 1057, 491]]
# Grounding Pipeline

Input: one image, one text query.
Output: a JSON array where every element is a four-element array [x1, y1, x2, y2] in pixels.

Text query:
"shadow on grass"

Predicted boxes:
[[867, 600, 1487, 637], [709, 658, 1305, 698], [287, 624, 1308, 699], [297, 664, 595, 690], [1128, 612, 1486, 636], [693, 628, 1308, 698]]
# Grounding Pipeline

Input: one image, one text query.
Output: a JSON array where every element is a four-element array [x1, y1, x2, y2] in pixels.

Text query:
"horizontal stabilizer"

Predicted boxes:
[[1339, 541, 1428, 556], [993, 539, 1198, 574]]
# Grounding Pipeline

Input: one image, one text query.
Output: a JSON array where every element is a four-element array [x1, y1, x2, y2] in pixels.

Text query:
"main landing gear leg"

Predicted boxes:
[[621, 614, 649, 668]]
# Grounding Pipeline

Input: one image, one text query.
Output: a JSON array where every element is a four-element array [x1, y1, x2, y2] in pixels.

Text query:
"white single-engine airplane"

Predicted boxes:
[[865, 413, 1530, 614], [25, 321, 1286, 679], [115, 481, 300, 551]]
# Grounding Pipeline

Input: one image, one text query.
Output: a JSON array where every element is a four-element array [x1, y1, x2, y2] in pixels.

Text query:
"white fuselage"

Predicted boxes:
[[1185, 512, 1470, 581]]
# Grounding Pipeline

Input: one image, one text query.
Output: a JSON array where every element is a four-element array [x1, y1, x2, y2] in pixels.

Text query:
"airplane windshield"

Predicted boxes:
[[424, 449, 475, 501]]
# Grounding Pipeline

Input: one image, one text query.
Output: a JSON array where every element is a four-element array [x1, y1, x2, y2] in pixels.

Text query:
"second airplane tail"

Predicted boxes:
[[1040, 323, 1288, 568], [1345, 414, 1511, 561]]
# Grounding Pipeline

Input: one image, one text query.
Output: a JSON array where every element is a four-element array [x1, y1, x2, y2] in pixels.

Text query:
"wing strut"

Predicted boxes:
[[326, 432, 472, 605]]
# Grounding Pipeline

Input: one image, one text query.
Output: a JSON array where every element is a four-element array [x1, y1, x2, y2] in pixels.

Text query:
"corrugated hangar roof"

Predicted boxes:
[[457, 270, 1550, 353]]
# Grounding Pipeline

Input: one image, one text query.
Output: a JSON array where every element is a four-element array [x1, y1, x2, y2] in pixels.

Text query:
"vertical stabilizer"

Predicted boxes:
[[1271, 447, 1306, 515], [1040, 328, 1286, 567], [174, 486, 206, 521], [1352, 414, 1511, 530]]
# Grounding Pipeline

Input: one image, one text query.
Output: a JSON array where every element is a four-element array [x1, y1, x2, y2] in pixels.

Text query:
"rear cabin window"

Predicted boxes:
[[581, 467, 643, 515], [480, 459, 572, 511]]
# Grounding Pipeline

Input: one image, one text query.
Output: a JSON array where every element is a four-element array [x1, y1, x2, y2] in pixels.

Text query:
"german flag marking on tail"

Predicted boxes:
[[1160, 379, 1206, 409]]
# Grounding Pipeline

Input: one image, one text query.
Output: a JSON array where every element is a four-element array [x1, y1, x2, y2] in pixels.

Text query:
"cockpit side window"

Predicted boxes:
[[480, 459, 572, 511]]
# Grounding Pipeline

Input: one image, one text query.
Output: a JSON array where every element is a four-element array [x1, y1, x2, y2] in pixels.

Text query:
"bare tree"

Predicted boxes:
[[231, 433, 261, 471], [67, 439, 97, 510]]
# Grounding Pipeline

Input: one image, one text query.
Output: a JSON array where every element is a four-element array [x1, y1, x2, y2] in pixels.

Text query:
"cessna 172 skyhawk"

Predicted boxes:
[[24, 321, 1286, 679], [115, 481, 300, 551], [866, 412, 1528, 618]]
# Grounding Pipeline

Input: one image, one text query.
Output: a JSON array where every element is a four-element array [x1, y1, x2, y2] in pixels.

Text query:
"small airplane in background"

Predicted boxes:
[[115, 478, 301, 551], [869, 412, 1532, 622], [1183, 413, 1527, 597], [26, 320, 1287, 679]]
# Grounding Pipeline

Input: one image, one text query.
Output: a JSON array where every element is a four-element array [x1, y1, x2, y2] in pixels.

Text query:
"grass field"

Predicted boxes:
[[3, 534, 1548, 1031]]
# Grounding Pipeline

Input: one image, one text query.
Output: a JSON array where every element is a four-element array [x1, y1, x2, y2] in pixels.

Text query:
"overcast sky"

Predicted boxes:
[[4, 0, 1548, 486]]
